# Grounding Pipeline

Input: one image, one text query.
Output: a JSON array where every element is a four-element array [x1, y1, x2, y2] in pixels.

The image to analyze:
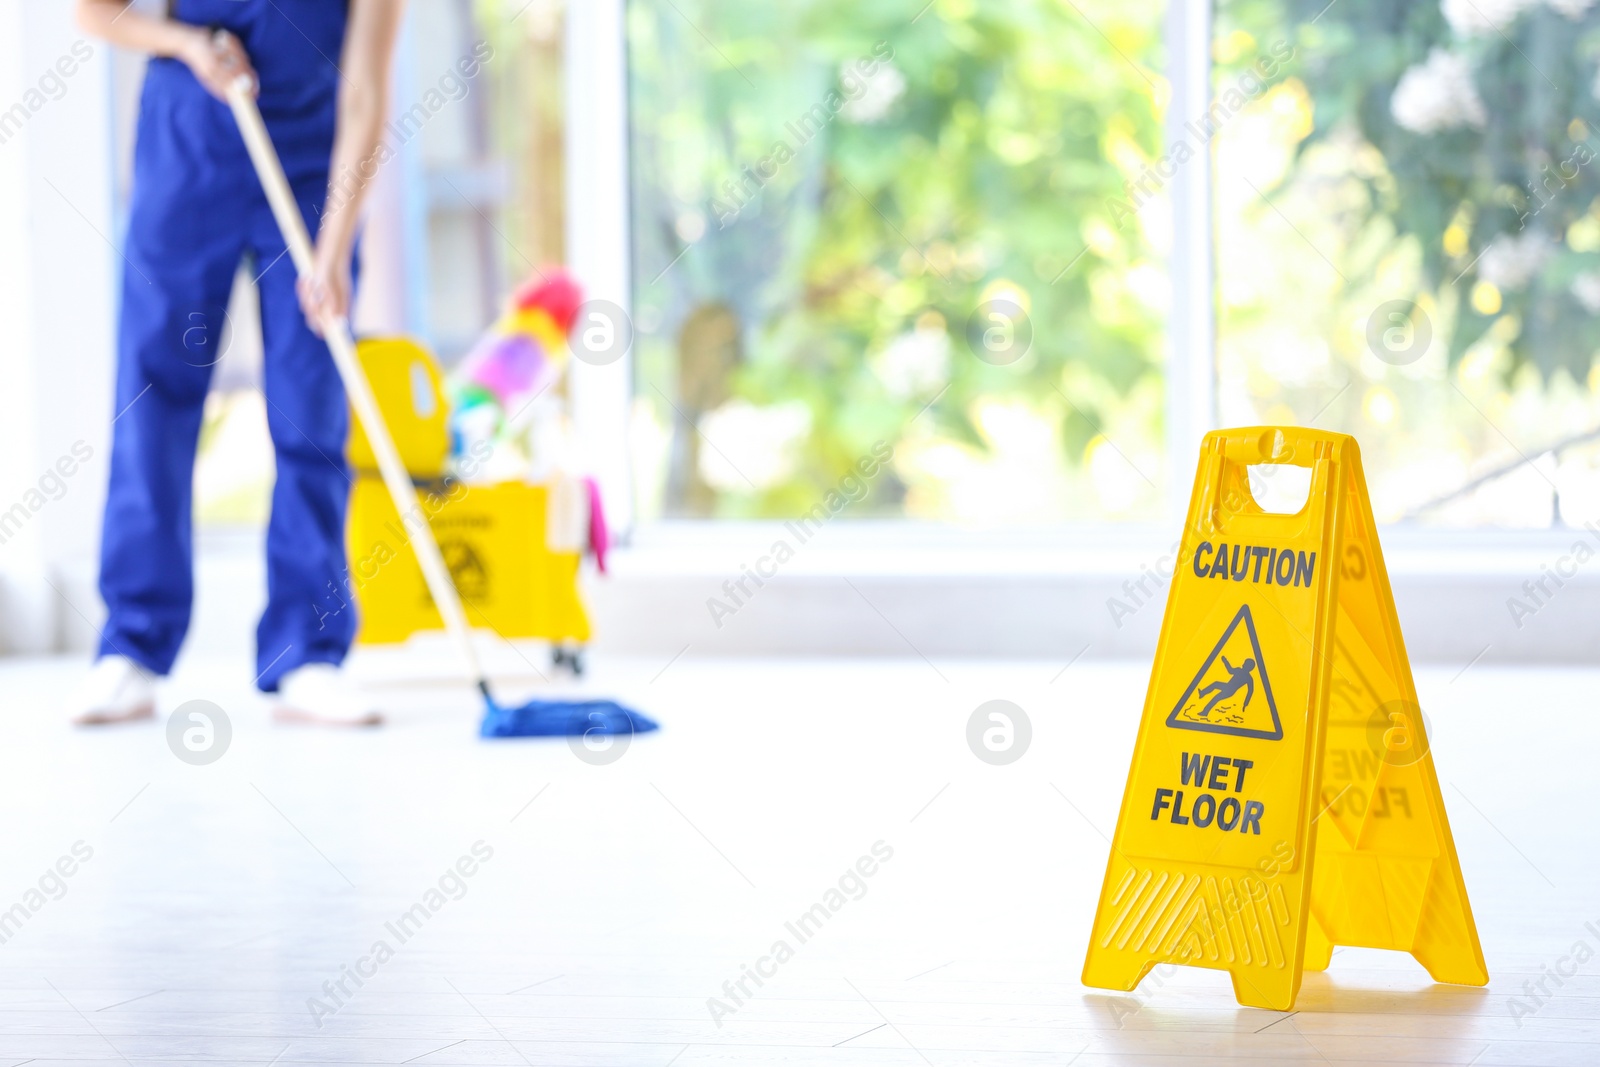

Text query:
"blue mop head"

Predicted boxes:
[[479, 696, 659, 739]]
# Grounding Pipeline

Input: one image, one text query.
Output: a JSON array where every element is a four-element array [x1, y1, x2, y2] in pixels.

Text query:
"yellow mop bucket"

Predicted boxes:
[[343, 337, 591, 651]]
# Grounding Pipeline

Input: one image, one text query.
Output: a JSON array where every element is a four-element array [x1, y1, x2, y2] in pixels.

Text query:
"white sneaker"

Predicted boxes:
[[68, 655, 157, 726], [273, 663, 383, 727]]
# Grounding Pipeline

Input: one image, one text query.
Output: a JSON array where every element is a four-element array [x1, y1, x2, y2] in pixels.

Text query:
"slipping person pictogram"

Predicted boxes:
[[1167, 605, 1283, 740], [1197, 656, 1255, 720]]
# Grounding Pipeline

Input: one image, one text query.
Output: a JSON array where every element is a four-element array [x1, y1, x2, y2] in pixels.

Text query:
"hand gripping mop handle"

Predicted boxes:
[[224, 79, 491, 698]]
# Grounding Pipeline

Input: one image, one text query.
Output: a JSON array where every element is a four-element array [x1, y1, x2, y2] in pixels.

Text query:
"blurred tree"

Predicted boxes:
[[628, 0, 1168, 519], [1223, 0, 1600, 380]]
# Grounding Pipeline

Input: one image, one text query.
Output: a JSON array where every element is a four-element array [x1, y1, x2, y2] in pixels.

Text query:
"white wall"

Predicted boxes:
[[0, 1, 117, 653]]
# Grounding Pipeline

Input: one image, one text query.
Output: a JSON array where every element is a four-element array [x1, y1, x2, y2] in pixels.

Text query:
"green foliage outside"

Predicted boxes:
[[628, 0, 1600, 526], [627, 0, 1169, 521], [1211, 0, 1600, 525], [1223, 0, 1600, 381]]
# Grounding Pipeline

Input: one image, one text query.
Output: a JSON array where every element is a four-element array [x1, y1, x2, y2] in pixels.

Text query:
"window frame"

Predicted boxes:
[[564, 0, 637, 533]]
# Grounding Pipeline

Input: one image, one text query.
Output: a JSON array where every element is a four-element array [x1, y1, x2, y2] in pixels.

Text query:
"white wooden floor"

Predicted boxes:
[[0, 651, 1592, 1066]]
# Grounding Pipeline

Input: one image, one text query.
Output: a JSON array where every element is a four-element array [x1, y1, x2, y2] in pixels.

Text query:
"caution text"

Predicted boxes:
[[1192, 542, 1316, 588]]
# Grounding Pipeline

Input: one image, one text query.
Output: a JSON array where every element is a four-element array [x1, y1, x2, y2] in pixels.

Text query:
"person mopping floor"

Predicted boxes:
[[69, 0, 403, 727]]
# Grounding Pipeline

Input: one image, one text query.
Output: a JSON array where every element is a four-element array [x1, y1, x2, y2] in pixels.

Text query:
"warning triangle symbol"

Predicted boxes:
[[1165, 604, 1283, 740]]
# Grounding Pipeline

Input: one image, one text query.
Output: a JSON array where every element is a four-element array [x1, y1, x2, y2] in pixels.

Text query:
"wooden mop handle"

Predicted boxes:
[[224, 77, 488, 689]]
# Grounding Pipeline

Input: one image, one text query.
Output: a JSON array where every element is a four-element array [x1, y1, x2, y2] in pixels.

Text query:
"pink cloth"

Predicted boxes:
[[585, 476, 609, 574]]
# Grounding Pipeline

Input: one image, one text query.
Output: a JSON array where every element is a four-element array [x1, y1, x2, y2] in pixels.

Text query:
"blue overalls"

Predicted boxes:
[[98, 0, 354, 691]]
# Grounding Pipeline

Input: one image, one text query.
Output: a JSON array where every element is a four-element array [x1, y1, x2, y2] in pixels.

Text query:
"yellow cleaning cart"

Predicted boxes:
[[343, 337, 593, 673]]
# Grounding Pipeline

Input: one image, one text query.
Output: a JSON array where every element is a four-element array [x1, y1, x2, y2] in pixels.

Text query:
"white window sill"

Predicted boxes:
[[583, 521, 1600, 664], [610, 519, 1598, 577], [19, 522, 1597, 664]]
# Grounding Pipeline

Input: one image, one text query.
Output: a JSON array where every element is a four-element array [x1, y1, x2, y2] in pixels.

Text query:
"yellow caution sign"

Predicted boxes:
[[1082, 427, 1486, 1010]]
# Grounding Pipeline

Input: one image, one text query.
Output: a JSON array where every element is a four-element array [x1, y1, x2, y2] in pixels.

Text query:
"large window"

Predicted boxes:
[[1216, 0, 1600, 526], [626, 0, 1170, 523], [625, 0, 1600, 531]]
